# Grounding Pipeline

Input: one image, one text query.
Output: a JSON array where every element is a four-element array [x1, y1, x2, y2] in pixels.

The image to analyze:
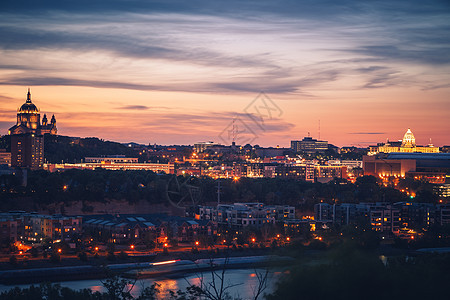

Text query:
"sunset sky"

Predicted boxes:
[[0, 0, 449, 147]]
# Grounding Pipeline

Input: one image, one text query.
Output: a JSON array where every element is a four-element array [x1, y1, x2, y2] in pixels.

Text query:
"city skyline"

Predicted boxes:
[[0, 1, 449, 147]]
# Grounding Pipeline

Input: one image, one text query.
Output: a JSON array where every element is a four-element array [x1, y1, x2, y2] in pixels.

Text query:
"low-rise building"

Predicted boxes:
[[196, 203, 295, 228], [83, 214, 217, 244], [315, 202, 400, 235], [85, 156, 138, 163], [45, 162, 175, 174], [0, 212, 82, 243]]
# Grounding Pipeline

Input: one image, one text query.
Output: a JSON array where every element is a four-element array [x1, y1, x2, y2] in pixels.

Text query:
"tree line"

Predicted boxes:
[[0, 167, 438, 212]]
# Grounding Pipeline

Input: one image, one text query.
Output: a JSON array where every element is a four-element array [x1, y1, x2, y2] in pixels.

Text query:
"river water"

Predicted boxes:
[[0, 268, 287, 299]]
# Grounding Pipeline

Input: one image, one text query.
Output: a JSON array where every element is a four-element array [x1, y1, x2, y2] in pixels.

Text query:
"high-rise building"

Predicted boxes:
[[10, 133, 44, 169], [291, 136, 328, 154], [8, 90, 57, 169]]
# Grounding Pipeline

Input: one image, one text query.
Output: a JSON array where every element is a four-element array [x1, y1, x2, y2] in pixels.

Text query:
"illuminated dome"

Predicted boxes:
[[18, 89, 39, 113], [8, 89, 57, 136], [401, 128, 416, 148]]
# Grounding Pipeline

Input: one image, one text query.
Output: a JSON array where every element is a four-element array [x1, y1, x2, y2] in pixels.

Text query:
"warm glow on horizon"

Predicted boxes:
[[0, 1, 449, 147]]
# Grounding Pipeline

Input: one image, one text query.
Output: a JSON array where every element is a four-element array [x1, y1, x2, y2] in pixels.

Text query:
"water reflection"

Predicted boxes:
[[0, 268, 285, 300]]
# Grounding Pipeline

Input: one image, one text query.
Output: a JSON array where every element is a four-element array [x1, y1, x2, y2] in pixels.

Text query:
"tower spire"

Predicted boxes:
[[27, 88, 31, 102]]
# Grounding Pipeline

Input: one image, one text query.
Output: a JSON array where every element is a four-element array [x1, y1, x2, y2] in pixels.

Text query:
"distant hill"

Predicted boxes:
[[44, 135, 139, 163], [0, 134, 140, 163]]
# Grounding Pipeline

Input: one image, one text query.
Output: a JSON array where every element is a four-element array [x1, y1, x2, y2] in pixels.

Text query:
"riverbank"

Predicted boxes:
[[0, 246, 283, 284]]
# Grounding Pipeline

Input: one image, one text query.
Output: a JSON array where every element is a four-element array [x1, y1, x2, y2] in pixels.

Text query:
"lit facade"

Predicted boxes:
[[7, 90, 57, 169], [85, 156, 138, 163], [197, 203, 295, 228], [45, 162, 175, 174], [10, 133, 44, 169], [193, 142, 219, 153], [363, 153, 450, 180], [0, 149, 11, 166], [315, 203, 400, 234], [291, 136, 328, 154], [368, 128, 439, 155], [0, 212, 82, 242], [8, 89, 57, 136]]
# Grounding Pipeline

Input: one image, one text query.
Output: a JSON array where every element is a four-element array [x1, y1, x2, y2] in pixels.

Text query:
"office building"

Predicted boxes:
[[291, 136, 328, 154]]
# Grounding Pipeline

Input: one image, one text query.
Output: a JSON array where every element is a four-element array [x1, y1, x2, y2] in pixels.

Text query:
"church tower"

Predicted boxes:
[[9, 89, 41, 134], [8, 89, 57, 169]]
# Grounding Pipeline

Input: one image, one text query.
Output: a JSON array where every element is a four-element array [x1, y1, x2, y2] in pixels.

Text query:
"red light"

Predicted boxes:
[[130, 245, 135, 249], [195, 241, 199, 246], [58, 249, 62, 253], [164, 243, 168, 247]]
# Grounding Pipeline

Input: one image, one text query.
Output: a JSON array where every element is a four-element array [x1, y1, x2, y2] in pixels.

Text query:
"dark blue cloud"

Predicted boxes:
[[0, 0, 449, 94], [350, 45, 450, 65], [1, 0, 449, 21]]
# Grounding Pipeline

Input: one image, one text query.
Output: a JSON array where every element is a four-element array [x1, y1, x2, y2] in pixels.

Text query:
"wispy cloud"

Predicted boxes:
[[116, 105, 149, 110], [0, 0, 449, 146], [348, 132, 386, 135]]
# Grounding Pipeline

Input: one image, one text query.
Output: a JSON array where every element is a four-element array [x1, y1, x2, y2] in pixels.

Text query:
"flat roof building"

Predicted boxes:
[[291, 136, 328, 154]]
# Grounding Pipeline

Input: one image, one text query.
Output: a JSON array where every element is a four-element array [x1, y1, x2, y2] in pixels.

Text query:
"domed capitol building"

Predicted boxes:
[[368, 128, 439, 155], [7, 90, 57, 169]]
